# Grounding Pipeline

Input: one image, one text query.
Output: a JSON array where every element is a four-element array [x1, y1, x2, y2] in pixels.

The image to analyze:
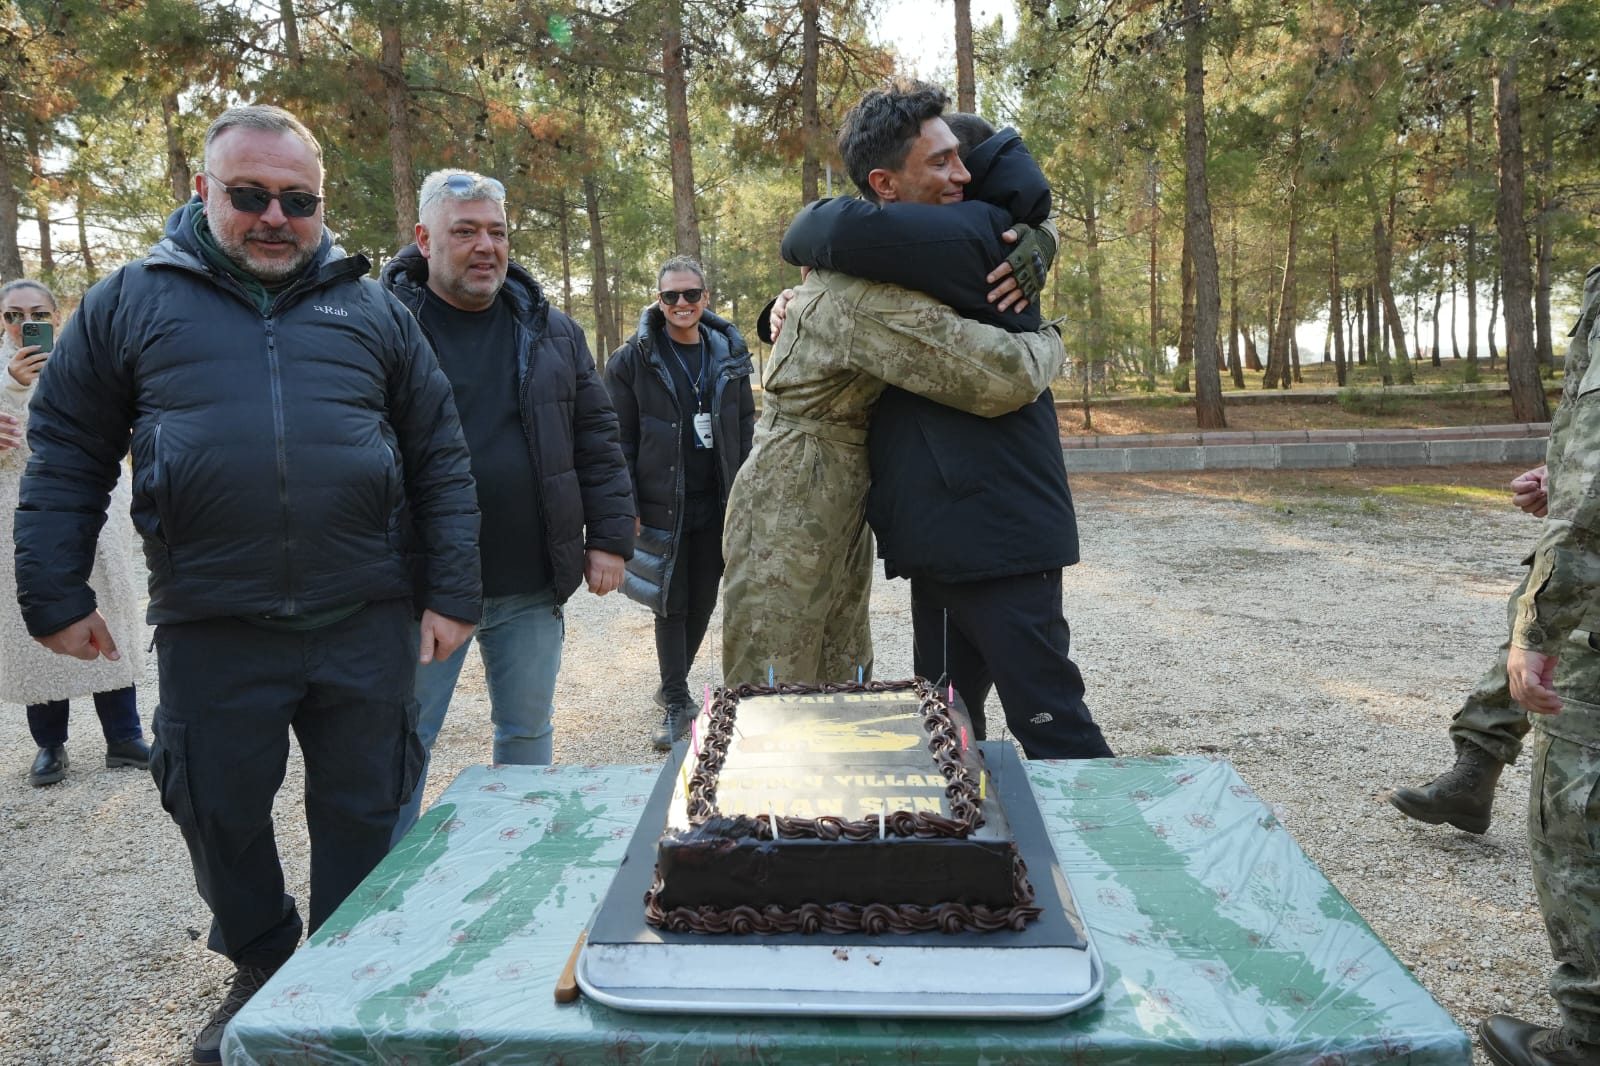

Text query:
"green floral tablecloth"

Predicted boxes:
[[223, 756, 1469, 1065]]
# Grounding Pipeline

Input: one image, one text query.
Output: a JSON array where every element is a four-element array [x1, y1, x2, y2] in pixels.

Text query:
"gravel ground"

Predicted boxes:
[[0, 465, 1552, 1064]]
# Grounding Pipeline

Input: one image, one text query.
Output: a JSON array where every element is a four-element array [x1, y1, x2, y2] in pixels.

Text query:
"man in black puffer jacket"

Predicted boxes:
[[778, 113, 1111, 761], [14, 106, 481, 1065], [382, 168, 634, 841]]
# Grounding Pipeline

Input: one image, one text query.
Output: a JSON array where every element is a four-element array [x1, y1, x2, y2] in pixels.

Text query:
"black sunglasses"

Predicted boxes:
[[1, 310, 53, 325], [659, 288, 705, 305], [204, 172, 323, 218]]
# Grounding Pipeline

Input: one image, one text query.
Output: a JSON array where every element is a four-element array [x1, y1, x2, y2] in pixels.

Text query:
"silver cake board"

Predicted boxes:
[[576, 742, 1105, 1019]]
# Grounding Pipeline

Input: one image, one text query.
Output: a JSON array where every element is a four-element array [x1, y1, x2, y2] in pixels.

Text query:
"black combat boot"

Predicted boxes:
[[192, 962, 279, 1064], [1388, 741, 1504, 834], [1480, 1015, 1600, 1066]]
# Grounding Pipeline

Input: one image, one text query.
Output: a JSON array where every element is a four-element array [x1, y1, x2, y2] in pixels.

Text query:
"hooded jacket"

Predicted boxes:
[[605, 305, 755, 614], [382, 245, 634, 605], [16, 200, 482, 634], [780, 127, 1079, 583]]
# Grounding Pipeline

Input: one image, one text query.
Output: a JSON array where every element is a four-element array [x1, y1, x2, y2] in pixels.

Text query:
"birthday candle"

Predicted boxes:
[[879, 799, 887, 840], [703, 684, 711, 716], [768, 801, 778, 839], [979, 771, 987, 801], [768, 665, 775, 687], [960, 726, 968, 751], [857, 665, 863, 683], [690, 716, 700, 757]]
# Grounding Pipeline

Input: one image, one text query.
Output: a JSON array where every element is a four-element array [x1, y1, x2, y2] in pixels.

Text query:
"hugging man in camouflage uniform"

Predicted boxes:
[[719, 79, 1063, 687], [1479, 263, 1600, 1066]]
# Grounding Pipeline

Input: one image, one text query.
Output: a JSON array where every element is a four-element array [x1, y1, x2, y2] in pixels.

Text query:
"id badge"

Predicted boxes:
[[692, 411, 714, 450]]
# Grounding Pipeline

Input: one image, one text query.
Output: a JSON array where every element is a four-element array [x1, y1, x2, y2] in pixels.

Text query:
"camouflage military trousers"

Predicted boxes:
[[1450, 573, 1539, 764], [720, 414, 874, 688], [1529, 698, 1600, 1043]]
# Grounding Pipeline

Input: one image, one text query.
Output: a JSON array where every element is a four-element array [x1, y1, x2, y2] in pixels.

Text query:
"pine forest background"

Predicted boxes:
[[3, 0, 1598, 429]]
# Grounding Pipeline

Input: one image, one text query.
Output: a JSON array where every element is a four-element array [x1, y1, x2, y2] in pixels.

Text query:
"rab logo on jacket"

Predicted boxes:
[[313, 305, 348, 317]]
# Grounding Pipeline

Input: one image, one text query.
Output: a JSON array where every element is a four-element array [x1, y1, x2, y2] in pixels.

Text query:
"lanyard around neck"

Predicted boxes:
[[663, 331, 708, 410]]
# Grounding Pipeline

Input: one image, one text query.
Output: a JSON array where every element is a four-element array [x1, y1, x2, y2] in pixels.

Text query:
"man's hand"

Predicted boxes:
[[0, 412, 20, 451], [585, 549, 625, 595], [1510, 464, 1549, 517], [766, 287, 797, 342], [418, 609, 474, 665], [1507, 645, 1562, 714], [37, 610, 120, 662], [987, 229, 1029, 313]]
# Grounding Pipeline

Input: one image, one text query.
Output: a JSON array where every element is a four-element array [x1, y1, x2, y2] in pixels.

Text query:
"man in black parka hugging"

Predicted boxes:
[[776, 112, 1113, 760]]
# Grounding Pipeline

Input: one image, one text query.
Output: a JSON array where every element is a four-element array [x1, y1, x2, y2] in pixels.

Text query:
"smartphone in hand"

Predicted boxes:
[[19, 321, 52, 353]]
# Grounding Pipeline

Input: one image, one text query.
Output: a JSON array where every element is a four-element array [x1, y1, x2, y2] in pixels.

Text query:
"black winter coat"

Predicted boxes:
[[382, 245, 635, 606], [16, 200, 482, 634], [780, 127, 1080, 583], [605, 306, 755, 614]]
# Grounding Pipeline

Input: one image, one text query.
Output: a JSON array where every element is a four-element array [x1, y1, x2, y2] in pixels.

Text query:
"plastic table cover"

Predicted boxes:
[[222, 755, 1470, 1065]]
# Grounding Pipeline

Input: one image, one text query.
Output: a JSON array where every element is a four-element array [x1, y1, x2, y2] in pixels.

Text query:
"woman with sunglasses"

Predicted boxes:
[[0, 279, 147, 786], [605, 258, 756, 749]]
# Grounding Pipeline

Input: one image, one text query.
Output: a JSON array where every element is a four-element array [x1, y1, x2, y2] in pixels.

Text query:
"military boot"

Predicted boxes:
[[1480, 1015, 1600, 1066], [1388, 742, 1504, 834]]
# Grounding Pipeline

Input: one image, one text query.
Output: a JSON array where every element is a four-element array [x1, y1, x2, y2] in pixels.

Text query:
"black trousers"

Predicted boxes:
[[148, 599, 422, 968], [910, 569, 1113, 760], [655, 522, 725, 708]]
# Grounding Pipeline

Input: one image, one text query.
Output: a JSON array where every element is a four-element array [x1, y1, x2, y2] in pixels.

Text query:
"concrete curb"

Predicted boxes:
[[1062, 425, 1551, 473]]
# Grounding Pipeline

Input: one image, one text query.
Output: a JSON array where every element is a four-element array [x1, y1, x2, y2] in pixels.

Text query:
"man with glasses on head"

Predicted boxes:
[[382, 169, 633, 841], [14, 104, 482, 1065]]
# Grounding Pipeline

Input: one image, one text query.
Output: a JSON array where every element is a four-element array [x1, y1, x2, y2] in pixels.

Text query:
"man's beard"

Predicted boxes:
[[216, 224, 317, 283]]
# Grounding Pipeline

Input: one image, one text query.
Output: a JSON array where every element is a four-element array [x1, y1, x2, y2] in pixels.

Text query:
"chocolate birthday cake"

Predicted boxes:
[[644, 679, 1042, 935]]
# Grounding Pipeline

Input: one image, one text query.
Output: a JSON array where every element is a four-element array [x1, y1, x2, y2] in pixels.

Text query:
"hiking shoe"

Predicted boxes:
[[650, 704, 695, 752], [1389, 741, 1503, 834], [28, 745, 67, 787], [1480, 1014, 1600, 1066], [105, 736, 151, 770], [192, 963, 277, 1064]]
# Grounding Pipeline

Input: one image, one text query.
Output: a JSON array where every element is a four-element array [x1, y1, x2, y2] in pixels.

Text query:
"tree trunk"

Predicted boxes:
[[1175, 236, 1193, 392], [954, 0, 976, 113], [1488, 268, 1501, 367], [279, 0, 302, 64], [1432, 285, 1443, 367], [1368, 281, 1392, 384], [0, 142, 22, 280], [800, 0, 822, 204], [1465, 92, 1480, 368], [1368, 175, 1413, 383], [583, 175, 615, 359], [1244, 330, 1261, 372], [1228, 210, 1244, 388], [76, 195, 95, 282], [1083, 193, 1106, 391], [1330, 224, 1346, 387], [557, 194, 572, 314], [27, 130, 51, 276], [1494, 52, 1549, 421], [1147, 161, 1161, 387], [662, 0, 702, 260], [160, 92, 191, 203], [380, 19, 417, 251], [1265, 129, 1301, 390], [1182, 0, 1224, 428]]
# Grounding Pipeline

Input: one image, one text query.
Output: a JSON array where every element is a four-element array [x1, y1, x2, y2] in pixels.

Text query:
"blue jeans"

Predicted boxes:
[[392, 589, 564, 843]]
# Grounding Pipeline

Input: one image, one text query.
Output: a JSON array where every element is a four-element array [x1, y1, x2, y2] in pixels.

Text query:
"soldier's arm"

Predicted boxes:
[[839, 276, 1063, 418]]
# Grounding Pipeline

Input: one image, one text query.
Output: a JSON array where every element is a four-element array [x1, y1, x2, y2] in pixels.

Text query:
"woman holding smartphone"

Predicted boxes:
[[0, 279, 146, 787], [606, 258, 756, 750]]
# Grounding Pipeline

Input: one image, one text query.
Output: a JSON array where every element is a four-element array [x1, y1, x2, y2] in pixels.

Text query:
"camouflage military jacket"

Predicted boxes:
[[1512, 264, 1600, 665], [762, 267, 1066, 430]]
